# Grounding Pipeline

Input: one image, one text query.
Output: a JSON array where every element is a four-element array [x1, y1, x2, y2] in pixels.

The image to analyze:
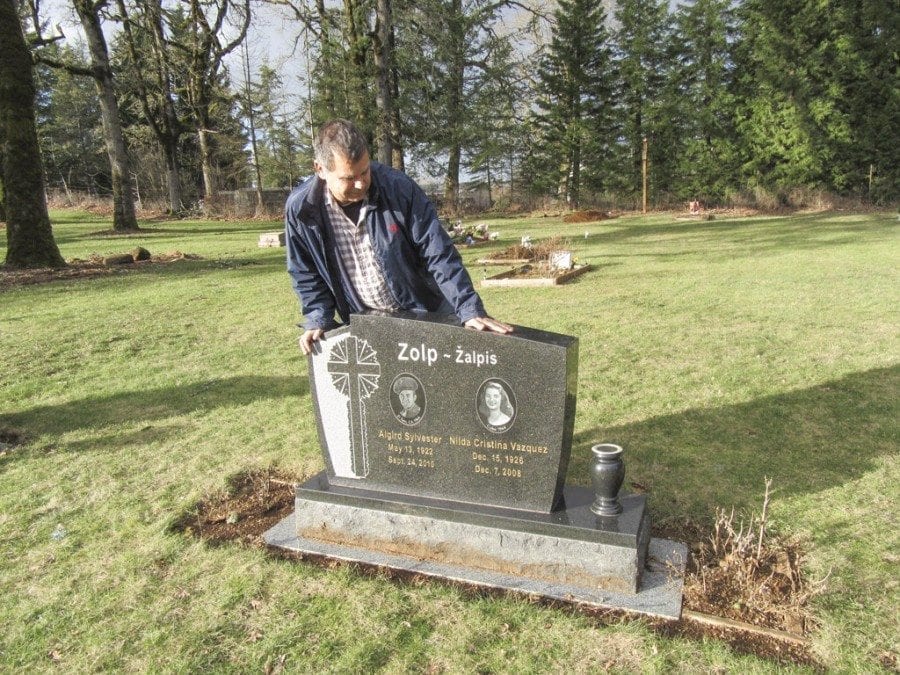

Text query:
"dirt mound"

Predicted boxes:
[[562, 210, 613, 223], [177, 469, 822, 666], [171, 470, 294, 546], [1, 251, 201, 290]]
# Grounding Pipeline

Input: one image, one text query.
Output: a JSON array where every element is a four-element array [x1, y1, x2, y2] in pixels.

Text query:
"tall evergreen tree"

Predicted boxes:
[[396, 0, 529, 215], [34, 44, 107, 199], [247, 62, 305, 188], [730, 0, 899, 199], [529, 0, 615, 208], [669, 0, 739, 203], [828, 0, 898, 200], [733, 0, 838, 195], [613, 0, 674, 204], [464, 38, 525, 208]]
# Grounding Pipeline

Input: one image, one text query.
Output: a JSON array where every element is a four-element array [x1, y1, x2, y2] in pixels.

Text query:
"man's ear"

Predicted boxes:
[[313, 161, 324, 178]]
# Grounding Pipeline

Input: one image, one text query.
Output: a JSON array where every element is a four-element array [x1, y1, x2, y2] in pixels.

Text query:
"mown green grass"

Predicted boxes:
[[1, 209, 897, 672]]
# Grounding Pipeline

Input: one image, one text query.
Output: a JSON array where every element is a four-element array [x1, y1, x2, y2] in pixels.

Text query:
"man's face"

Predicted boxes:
[[315, 151, 371, 205], [398, 389, 417, 410]]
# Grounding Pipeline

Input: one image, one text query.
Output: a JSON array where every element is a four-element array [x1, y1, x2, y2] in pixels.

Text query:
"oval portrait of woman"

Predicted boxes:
[[476, 378, 516, 433], [390, 373, 426, 426]]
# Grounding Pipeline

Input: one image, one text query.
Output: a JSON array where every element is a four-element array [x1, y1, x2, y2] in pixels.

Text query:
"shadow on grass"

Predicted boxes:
[[50, 218, 284, 243], [0, 375, 307, 448], [2, 254, 292, 289], [591, 212, 896, 259], [569, 365, 899, 521]]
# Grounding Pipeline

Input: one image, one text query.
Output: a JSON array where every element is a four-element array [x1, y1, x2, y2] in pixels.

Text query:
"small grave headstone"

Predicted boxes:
[[549, 250, 573, 271], [258, 231, 285, 248]]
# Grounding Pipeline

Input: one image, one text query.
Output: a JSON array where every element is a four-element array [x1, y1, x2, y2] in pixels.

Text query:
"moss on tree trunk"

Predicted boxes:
[[0, 0, 65, 269]]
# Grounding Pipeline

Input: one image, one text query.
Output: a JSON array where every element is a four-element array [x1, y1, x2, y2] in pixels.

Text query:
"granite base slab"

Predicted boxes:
[[264, 511, 685, 619], [263, 473, 686, 618], [292, 473, 649, 593]]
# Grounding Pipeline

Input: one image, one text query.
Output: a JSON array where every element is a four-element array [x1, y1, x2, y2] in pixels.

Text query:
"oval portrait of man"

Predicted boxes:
[[476, 378, 516, 433], [390, 373, 426, 426]]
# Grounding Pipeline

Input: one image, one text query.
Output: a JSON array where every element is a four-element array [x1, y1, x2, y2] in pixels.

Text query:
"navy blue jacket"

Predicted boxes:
[[285, 161, 486, 330]]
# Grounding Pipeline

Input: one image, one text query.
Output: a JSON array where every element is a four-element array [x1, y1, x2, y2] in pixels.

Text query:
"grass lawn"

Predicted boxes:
[[1, 208, 897, 672]]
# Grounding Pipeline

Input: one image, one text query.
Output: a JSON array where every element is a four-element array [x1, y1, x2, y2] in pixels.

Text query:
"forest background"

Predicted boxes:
[[5, 0, 900, 229]]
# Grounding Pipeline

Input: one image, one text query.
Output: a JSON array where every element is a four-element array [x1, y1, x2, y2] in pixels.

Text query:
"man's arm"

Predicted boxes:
[[404, 179, 512, 334], [285, 187, 339, 353]]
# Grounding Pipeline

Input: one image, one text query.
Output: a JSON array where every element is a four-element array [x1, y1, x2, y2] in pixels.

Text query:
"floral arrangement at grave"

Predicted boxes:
[[449, 222, 492, 245], [483, 236, 572, 264]]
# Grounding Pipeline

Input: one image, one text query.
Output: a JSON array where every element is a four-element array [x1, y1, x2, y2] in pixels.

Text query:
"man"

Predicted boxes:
[[286, 119, 512, 354], [392, 375, 422, 421]]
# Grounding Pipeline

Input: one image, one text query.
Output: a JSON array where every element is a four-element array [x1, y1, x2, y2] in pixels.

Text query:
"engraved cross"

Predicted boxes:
[[327, 336, 380, 477]]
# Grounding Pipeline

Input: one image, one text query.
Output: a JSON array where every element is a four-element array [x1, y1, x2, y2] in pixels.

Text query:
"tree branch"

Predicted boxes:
[[32, 53, 95, 77]]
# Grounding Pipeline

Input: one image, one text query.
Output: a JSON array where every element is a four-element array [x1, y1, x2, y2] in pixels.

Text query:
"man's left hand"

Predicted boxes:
[[464, 316, 514, 334]]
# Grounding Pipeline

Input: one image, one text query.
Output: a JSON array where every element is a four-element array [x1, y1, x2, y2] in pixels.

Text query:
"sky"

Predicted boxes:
[[38, 1, 312, 88]]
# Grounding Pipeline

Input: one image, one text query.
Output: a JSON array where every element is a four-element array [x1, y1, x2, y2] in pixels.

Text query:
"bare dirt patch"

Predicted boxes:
[[171, 470, 295, 546], [491, 263, 589, 280], [178, 469, 822, 666], [679, 480, 822, 638], [0, 252, 201, 291], [0, 428, 25, 458]]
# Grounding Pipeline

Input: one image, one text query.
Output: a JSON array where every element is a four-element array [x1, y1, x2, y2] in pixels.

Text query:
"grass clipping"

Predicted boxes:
[[684, 479, 825, 636]]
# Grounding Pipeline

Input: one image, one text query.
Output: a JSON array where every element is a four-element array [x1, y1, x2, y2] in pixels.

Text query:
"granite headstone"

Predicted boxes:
[[265, 311, 686, 616], [307, 311, 578, 512]]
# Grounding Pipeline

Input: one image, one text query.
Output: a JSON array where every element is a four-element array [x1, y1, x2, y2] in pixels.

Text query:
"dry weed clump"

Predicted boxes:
[[485, 236, 570, 262], [684, 479, 826, 635]]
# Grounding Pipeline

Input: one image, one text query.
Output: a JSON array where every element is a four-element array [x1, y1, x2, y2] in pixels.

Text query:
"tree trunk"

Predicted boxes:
[[442, 0, 464, 216], [197, 124, 218, 210], [343, 0, 368, 124], [148, 2, 185, 213], [117, 0, 185, 214], [311, 1, 335, 118], [373, 0, 394, 165], [74, 0, 139, 231], [571, 137, 581, 210], [0, 0, 66, 268], [181, 0, 250, 213], [444, 148, 461, 217], [242, 44, 264, 215], [388, 17, 404, 170], [389, 73, 404, 169], [162, 138, 184, 213]]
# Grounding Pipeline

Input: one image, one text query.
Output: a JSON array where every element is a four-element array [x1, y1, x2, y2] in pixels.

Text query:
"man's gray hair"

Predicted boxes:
[[314, 119, 369, 170]]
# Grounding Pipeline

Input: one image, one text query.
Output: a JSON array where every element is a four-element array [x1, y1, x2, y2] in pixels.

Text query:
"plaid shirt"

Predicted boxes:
[[324, 190, 399, 312]]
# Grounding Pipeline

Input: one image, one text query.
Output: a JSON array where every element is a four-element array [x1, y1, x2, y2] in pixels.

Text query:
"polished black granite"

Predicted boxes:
[[307, 311, 578, 513]]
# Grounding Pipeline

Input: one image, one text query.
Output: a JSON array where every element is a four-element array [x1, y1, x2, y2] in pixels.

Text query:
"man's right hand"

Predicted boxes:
[[299, 328, 325, 355]]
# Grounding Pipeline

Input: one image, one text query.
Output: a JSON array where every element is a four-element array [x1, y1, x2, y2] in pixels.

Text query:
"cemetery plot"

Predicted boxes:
[[481, 262, 593, 287]]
